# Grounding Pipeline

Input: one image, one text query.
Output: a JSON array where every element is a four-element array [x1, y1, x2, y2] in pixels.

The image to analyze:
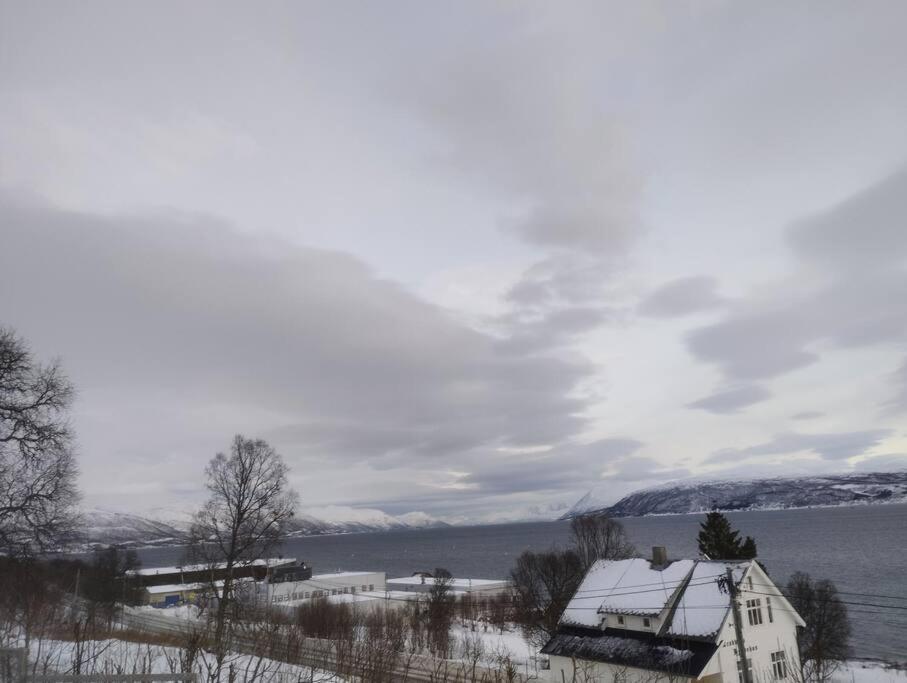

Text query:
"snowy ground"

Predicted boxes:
[[100, 605, 907, 682], [836, 660, 907, 683], [25, 638, 344, 682]]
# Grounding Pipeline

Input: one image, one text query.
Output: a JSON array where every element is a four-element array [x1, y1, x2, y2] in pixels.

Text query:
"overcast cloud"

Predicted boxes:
[[2, 1, 906, 520]]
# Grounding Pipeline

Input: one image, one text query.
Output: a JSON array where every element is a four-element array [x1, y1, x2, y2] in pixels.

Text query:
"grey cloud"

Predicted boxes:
[[686, 169, 907, 383], [506, 256, 615, 308], [0, 194, 594, 506], [401, 11, 643, 361], [884, 358, 907, 414], [687, 384, 771, 414], [405, 21, 641, 255], [706, 429, 892, 464], [788, 167, 907, 270], [495, 305, 616, 356], [579, 438, 644, 459], [602, 456, 690, 484], [792, 411, 824, 421], [456, 437, 643, 495], [852, 453, 907, 472], [639, 276, 725, 318]]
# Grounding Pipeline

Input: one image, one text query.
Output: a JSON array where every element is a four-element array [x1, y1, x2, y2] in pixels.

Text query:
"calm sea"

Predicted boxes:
[[134, 504, 907, 662]]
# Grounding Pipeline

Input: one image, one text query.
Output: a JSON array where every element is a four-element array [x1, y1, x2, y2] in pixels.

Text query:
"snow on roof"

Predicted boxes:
[[665, 561, 748, 639], [146, 581, 219, 594], [313, 571, 381, 579], [131, 557, 295, 576], [387, 576, 507, 588], [561, 558, 695, 626], [541, 630, 710, 675]]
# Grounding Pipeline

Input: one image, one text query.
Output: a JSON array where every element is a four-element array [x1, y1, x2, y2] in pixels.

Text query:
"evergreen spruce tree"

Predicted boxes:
[[697, 511, 758, 559]]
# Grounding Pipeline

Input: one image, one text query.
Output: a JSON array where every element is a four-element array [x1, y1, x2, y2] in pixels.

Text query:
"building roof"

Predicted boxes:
[[313, 571, 382, 579], [130, 557, 296, 577], [561, 558, 695, 625], [541, 625, 718, 677], [387, 576, 507, 589], [560, 557, 754, 633], [663, 560, 747, 640]]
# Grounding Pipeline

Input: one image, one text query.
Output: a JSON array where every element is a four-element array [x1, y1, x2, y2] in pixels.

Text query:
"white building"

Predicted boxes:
[[542, 548, 804, 683], [386, 575, 510, 596], [264, 571, 386, 605]]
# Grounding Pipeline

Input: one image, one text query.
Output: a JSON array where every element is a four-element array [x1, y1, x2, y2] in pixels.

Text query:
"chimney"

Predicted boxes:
[[652, 546, 668, 567]]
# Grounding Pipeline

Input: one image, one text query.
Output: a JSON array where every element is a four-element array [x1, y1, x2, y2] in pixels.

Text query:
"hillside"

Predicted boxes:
[[562, 471, 907, 518], [77, 505, 448, 549]]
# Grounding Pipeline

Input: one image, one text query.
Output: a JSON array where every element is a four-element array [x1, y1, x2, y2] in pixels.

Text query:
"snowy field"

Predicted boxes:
[[24, 609, 904, 683], [26, 638, 344, 682], [837, 661, 907, 683]]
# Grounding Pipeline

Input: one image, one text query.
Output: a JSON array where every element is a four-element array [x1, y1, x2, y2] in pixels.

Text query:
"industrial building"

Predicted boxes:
[[264, 570, 387, 605], [386, 575, 510, 596]]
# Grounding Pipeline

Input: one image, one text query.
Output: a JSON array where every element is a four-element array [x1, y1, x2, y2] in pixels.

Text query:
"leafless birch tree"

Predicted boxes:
[[188, 434, 298, 682]]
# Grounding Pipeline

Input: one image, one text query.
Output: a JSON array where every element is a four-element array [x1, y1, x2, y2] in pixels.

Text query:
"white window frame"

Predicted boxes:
[[746, 598, 763, 626], [737, 657, 753, 683], [771, 651, 787, 680]]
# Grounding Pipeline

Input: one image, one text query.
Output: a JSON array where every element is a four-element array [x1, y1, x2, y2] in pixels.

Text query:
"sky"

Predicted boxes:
[[1, 1, 906, 524]]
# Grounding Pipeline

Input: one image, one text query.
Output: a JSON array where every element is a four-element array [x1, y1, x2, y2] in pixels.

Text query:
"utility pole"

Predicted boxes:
[[727, 567, 752, 683]]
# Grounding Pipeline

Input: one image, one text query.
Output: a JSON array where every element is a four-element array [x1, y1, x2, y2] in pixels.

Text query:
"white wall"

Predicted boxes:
[[264, 571, 386, 604], [702, 563, 802, 683], [548, 655, 694, 683]]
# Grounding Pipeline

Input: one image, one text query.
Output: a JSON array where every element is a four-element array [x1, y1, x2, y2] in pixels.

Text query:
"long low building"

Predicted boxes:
[[129, 558, 306, 587], [263, 571, 387, 605], [386, 576, 510, 596]]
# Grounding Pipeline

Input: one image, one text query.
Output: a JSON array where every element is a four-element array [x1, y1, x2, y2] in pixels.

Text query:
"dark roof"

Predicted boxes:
[[540, 625, 718, 676]]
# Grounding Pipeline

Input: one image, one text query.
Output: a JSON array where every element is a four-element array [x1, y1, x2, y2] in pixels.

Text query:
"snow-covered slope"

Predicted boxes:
[[77, 505, 448, 548], [562, 471, 907, 519], [76, 509, 188, 547]]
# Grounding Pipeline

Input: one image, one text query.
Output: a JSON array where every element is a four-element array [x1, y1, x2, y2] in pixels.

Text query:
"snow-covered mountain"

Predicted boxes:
[[76, 508, 188, 547], [77, 505, 448, 548], [561, 471, 907, 518]]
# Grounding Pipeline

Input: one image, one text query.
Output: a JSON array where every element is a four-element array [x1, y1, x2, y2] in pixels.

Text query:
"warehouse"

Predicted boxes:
[[264, 570, 387, 605]]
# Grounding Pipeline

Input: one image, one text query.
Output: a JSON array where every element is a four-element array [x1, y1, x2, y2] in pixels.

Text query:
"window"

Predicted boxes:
[[746, 598, 763, 626], [304, 592, 310, 599], [737, 657, 753, 683], [369, 584, 374, 591], [362, 585, 367, 592], [643, 618, 651, 628], [617, 615, 625, 625], [747, 576, 753, 590], [771, 651, 787, 680], [767, 597, 774, 623]]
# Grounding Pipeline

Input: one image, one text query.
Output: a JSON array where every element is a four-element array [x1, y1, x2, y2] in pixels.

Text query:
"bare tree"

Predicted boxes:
[[188, 434, 298, 682], [510, 549, 584, 647], [0, 327, 79, 556], [569, 514, 635, 571], [785, 572, 850, 683]]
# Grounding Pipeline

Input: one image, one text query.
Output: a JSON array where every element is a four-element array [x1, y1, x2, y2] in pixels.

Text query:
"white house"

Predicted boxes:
[[542, 548, 804, 683]]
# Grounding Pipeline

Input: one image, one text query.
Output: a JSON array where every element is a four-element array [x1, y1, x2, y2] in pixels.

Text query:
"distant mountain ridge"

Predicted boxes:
[[562, 471, 907, 519], [77, 505, 448, 549]]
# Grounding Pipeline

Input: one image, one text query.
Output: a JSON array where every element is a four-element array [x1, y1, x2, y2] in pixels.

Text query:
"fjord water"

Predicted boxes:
[[136, 504, 907, 662]]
